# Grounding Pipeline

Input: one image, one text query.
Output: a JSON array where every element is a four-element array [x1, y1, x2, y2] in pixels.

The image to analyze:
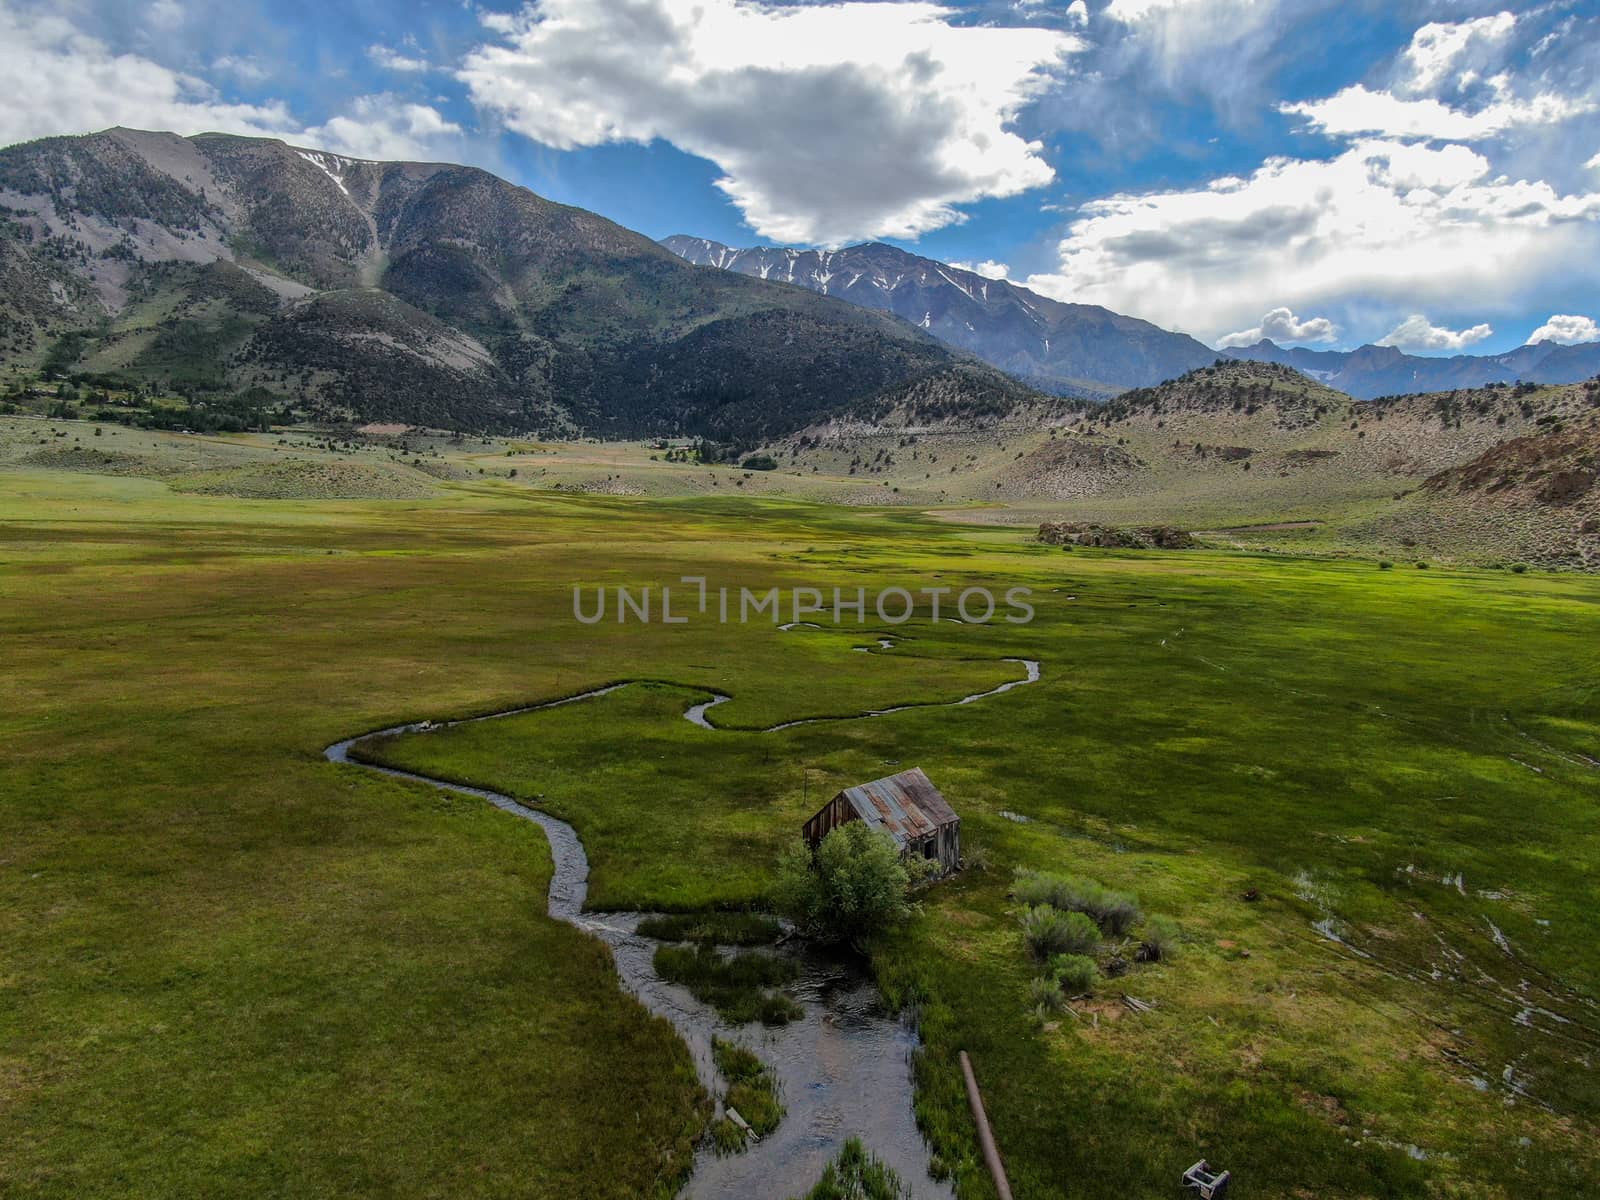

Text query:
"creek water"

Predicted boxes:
[[325, 659, 1041, 1197]]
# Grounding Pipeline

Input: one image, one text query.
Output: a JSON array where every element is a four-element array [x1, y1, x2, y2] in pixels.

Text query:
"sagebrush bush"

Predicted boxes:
[[1091, 889, 1143, 937], [1019, 905, 1101, 958], [1049, 953, 1098, 994], [1014, 869, 1142, 936], [1027, 974, 1065, 1012], [1140, 915, 1181, 962]]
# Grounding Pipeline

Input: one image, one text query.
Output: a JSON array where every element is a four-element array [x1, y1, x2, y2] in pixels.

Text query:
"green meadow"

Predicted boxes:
[[3, 463, 1599, 1198]]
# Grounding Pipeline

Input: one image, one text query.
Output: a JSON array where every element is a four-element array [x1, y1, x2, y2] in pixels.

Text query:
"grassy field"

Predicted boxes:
[[3, 450, 1599, 1198]]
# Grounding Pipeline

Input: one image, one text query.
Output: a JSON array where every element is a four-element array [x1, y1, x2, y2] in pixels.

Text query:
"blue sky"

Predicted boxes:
[[3, 0, 1598, 354]]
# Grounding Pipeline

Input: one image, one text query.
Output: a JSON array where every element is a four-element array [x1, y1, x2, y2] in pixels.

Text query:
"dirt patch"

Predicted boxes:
[[1295, 1089, 1352, 1127]]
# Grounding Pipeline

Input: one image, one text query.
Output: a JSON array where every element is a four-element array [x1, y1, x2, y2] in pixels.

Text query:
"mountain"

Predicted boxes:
[[1227, 338, 1600, 399], [0, 128, 1046, 440], [660, 235, 1217, 398]]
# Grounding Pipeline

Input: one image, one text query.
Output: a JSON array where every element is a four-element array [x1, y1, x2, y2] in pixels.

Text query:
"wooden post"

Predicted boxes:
[[959, 1050, 1013, 1200]]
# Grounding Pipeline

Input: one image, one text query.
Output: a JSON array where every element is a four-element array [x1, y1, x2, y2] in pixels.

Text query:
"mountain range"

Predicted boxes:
[[663, 236, 1600, 403], [661, 235, 1218, 397], [0, 128, 1041, 441], [1226, 338, 1600, 400], [3, 127, 1595, 444]]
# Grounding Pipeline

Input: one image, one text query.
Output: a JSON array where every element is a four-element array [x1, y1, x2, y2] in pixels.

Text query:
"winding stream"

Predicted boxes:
[[324, 654, 1041, 1198]]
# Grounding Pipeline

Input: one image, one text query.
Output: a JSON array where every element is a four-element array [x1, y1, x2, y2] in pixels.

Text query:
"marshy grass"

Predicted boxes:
[[637, 912, 784, 946], [653, 943, 803, 1025], [709, 1037, 784, 1153], [791, 1137, 910, 1200]]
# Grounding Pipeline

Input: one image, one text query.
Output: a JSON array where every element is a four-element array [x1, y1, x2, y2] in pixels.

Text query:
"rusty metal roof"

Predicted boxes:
[[832, 767, 957, 845]]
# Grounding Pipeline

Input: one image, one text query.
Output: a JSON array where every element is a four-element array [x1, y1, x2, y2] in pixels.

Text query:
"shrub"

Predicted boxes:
[[1020, 905, 1101, 958], [1028, 974, 1065, 1013], [741, 454, 778, 471], [1378, 559, 1394, 569], [1049, 953, 1098, 995], [1139, 915, 1182, 962], [1415, 560, 1429, 569], [1014, 869, 1142, 936], [1091, 888, 1143, 937], [1511, 562, 1529, 574], [774, 824, 915, 947]]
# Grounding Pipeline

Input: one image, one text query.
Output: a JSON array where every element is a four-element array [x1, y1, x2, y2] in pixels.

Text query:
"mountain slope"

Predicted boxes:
[[661, 235, 1217, 397], [0, 128, 1043, 439], [1228, 337, 1600, 399]]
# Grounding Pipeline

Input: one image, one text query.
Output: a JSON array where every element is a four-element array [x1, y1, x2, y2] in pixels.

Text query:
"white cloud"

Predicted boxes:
[[1283, 84, 1594, 141], [1105, 0, 1213, 21], [1526, 314, 1599, 346], [1217, 306, 1338, 348], [1283, 13, 1596, 141], [1588, 151, 1600, 170], [147, 0, 184, 30], [1398, 13, 1517, 96], [1377, 314, 1493, 352], [458, 0, 1080, 245], [368, 44, 431, 73], [0, 4, 294, 145], [0, 4, 460, 165], [211, 54, 269, 83], [299, 95, 461, 161], [1024, 139, 1600, 340], [1064, 0, 1089, 26], [951, 259, 1011, 280]]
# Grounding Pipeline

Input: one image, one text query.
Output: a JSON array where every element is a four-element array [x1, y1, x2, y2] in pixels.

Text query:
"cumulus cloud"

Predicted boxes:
[[1377, 314, 1493, 352], [0, 3, 294, 145], [1398, 13, 1517, 96], [1023, 139, 1600, 340], [299, 95, 461, 160], [458, 0, 1080, 245], [1282, 13, 1596, 140], [0, 3, 460, 164], [1216, 306, 1338, 349], [1588, 151, 1600, 170], [1526, 314, 1599, 346], [951, 259, 1011, 279]]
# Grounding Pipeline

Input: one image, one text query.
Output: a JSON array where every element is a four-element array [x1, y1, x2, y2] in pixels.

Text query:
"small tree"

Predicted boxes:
[[774, 823, 916, 947]]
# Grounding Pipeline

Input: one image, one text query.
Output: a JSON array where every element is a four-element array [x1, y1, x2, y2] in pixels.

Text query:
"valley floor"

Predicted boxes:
[[3, 430, 1600, 1198]]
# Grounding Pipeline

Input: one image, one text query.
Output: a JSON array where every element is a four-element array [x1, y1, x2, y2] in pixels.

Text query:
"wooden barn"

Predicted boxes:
[[802, 767, 961, 874]]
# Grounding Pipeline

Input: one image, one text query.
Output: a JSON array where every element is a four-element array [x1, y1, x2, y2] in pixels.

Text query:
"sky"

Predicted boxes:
[[2, 0, 1597, 355]]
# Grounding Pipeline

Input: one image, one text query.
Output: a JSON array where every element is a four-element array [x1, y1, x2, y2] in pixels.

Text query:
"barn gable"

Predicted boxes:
[[802, 767, 961, 874]]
